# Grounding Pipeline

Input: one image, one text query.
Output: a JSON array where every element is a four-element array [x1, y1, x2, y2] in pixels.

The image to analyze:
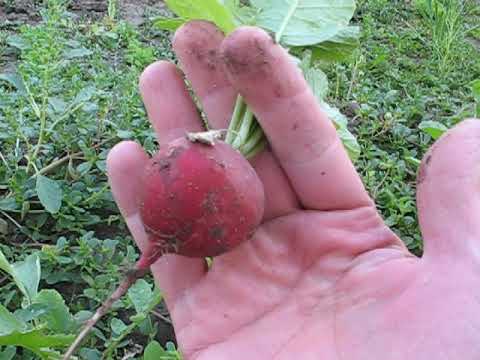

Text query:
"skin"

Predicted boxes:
[[107, 22, 480, 360]]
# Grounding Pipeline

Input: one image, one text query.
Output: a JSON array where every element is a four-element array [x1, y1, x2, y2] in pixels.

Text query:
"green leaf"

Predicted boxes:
[[74, 86, 96, 104], [251, 0, 356, 46], [0, 346, 16, 360], [319, 102, 360, 161], [0, 251, 40, 303], [0, 197, 18, 211], [310, 26, 360, 62], [64, 47, 93, 59], [222, 0, 258, 25], [143, 341, 172, 360], [419, 120, 448, 139], [165, 0, 236, 33], [36, 175, 63, 214], [320, 101, 348, 128], [304, 67, 329, 101], [11, 253, 41, 303], [127, 279, 154, 314], [32, 290, 75, 333], [153, 17, 186, 31], [0, 251, 14, 281], [0, 73, 27, 93], [79, 348, 102, 360], [336, 126, 361, 161], [0, 329, 74, 350], [14, 304, 49, 323], [110, 318, 128, 336], [0, 305, 27, 336], [6, 35, 30, 50]]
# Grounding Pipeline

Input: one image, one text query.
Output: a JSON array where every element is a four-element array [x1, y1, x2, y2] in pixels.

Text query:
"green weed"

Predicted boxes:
[[415, 0, 475, 74]]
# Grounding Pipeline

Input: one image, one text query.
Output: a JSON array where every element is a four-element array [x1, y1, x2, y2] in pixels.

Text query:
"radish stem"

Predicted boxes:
[[225, 95, 246, 144], [226, 95, 266, 157]]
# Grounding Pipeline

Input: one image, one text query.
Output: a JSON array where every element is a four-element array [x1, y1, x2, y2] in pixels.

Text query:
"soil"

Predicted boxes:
[[0, 0, 41, 27], [0, 0, 167, 26]]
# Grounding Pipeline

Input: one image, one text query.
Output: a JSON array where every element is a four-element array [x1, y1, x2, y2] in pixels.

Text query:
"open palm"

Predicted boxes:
[[107, 22, 480, 359]]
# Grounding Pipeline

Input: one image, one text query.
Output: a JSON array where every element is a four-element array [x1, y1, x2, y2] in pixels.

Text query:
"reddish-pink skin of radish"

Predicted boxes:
[[137, 137, 265, 263]]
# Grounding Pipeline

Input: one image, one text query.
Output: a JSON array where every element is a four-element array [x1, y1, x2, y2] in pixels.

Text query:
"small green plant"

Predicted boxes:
[[143, 341, 182, 360], [0, 250, 76, 358], [0, 248, 164, 359], [415, 0, 471, 74]]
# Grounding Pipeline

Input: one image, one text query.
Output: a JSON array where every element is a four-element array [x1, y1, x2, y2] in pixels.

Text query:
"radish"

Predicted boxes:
[[138, 135, 264, 261]]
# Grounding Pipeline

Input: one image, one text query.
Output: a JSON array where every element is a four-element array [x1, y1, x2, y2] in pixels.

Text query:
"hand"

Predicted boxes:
[[106, 22, 480, 360]]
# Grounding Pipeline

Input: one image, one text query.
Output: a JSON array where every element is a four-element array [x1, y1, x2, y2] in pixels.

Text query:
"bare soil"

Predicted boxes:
[[0, 0, 166, 26]]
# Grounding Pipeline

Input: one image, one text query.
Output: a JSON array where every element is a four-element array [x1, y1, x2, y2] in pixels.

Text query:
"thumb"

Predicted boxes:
[[417, 118, 480, 264]]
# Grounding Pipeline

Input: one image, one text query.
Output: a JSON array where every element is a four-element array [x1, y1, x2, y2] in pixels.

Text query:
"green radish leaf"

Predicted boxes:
[[303, 67, 329, 101], [336, 126, 361, 161], [36, 175, 63, 214], [32, 290, 75, 333], [251, 0, 356, 46], [0, 305, 27, 336], [165, 0, 236, 33], [222, 0, 258, 25], [419, 120, 448, 139], [319, 102, 360, 161], [309, 26, 360, 62], [153, 17, 186, 31]]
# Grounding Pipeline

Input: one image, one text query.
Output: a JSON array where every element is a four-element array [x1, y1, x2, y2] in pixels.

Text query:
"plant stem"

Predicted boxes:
[[225, 95, 266, 157], [232, 108, 254, 149], [245, 137, 267, 159], [225, 95, 246, 144], [240, 125, 264, 155]]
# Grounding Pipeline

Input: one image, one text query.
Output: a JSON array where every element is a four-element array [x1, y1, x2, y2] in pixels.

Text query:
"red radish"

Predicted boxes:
[[63, 135, 265, 360], [137, 136, 265, 264]]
